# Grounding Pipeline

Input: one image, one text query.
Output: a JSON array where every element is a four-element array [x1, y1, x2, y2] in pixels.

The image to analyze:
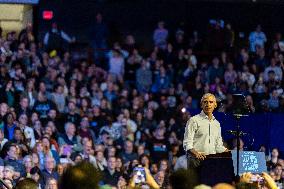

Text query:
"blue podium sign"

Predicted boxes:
[[231, 150, 267, 175]]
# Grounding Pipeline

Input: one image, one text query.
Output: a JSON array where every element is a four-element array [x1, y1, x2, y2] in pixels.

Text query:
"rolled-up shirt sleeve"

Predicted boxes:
[[183, 118, 197, 151], [215, 127, 226, 153]]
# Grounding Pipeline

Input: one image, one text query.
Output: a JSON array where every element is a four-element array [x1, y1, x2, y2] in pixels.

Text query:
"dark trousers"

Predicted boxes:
[[187, 154, 201, 185]]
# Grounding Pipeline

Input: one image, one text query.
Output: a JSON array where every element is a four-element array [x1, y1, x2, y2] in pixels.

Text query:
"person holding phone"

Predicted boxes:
[[128, 165, 159, 189]]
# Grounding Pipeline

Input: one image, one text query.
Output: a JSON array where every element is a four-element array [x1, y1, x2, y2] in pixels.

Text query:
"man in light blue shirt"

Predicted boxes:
[[249, 25, 267, 53]]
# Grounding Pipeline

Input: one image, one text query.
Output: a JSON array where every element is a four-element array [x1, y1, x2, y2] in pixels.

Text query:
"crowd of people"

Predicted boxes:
[[0, 12, 283, 189]]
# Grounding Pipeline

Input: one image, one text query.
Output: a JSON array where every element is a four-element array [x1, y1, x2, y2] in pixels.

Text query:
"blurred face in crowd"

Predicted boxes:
[[45, 157, 55, 171], [131, 159, 139, 168], [107, 146, 116, 157], [275, 165, 282, 177], [269, 171, 276, 180], [44, 126, 53, 137], [151, 164, 158, 174], [66, 123, 76, 136], [83, 140, 93, 155], [6, 113, 14, 125], [31, 113, 39, 123], [155, 171, 165, 186], [116, 158, 122, 169], [141, 156, 150, 167], [80, 117, 89, 129], [124, 141, 133, 154], [74, 155, 83, 164], [36, 142, 44, 152], [159, 160, 168, 172], [3, 166, 14, 180], [34, 120, 42, 130], [155, 127, 165, 138], [95, 144, 104, 153], [42, 138, 51, 150], [20, 98, 29, 109], [39, 82, 46, 93], [32, 153, 39, 165], [46, 178, 58, 189], [146, 109, 154, 119], [272, 148, 279, 158], [48, 110, 57, 119], [31, 172, 40, 182], [24, 156, 33, 169], [57, 164, 64, 176], [19, 114, 28, 125], [0, 103, 8, 115], [107, 157, 116, 171], [68, 102, 76, 112], [137, 145, 145, 156], [96, 151, 104, 162], [14, 129, 23, 142]]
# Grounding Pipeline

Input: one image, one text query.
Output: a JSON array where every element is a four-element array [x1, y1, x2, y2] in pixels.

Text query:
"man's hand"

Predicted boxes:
[[189, 149, 206, 160]]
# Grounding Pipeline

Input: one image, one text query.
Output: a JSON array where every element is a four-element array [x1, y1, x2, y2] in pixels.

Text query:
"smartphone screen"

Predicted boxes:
[[133, 166, 146, 184]]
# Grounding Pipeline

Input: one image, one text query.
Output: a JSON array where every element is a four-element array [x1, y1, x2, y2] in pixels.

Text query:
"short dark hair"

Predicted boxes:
[[169, 169, 198, 189], [30, 166, 41, 176], [14, 178, 38, 189], [59, 161, 101, 189]]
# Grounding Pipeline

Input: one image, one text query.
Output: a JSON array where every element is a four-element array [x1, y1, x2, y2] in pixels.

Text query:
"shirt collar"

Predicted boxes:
[[200, 110, 216, 121]]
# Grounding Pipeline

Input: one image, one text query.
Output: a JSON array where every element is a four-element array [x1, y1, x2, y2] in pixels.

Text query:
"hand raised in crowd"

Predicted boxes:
[[262, 172, 278, 189], [117, 176, 127, 189], [240, 172, 278, 189], [240, 172, 253, 183]]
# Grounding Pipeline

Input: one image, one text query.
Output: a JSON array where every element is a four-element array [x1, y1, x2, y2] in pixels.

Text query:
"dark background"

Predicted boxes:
[[36, 0, 284, 47]]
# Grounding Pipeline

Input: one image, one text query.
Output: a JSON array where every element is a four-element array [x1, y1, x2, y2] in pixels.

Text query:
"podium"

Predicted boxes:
[[199, 152, 234, 186], [198, 151, 267, 186]]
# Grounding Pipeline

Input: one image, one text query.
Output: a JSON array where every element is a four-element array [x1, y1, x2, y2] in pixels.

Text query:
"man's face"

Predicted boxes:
[[66, 124, 76, 136], [83, 141, 92, 154], [45, 157, 55, 170], [20, 98, 28, 108], [124, 141, 133, 153], [107, 157, 116, 170], [7, 146, 17, 160], [201, 95, 217, 115], [14, 130, 23, 141], [68, 102, 76, 111], [48, 110, 56, 119]]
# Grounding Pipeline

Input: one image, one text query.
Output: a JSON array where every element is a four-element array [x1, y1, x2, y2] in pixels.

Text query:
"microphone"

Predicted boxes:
[[226, 130, 248, 136]]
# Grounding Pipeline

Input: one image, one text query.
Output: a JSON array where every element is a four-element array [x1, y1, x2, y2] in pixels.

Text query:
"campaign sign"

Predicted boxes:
[[231, 150, 267, 175]]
